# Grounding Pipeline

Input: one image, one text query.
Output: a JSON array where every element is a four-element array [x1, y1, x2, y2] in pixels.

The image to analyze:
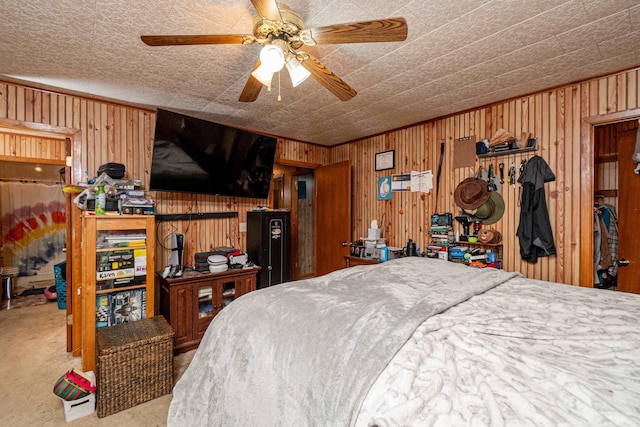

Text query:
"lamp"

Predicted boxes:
[[285, 56, 310, 87], [259, 44, 285, 72], [251, 43, 286, 90], [251, 65, 274, 89]]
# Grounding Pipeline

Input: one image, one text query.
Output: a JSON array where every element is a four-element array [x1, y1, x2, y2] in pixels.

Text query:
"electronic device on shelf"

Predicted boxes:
[[455, 215, 473, 240], [431, 212, 453, 227], [169, 232, 185, 276]]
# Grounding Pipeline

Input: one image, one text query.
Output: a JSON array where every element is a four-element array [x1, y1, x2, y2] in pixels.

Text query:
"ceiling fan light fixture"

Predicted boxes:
[[285, 56, 311, 87], [258, 44, 285, 72], [251, 65, 274, 90]]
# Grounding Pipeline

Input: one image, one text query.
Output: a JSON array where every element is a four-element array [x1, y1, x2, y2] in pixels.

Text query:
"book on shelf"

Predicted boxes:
[[96, 294, 110, 329], [95, 289, 146, 329], [111, 289, 146, 325], [97, 232, 146, 249], [95, 248, 146, 289]]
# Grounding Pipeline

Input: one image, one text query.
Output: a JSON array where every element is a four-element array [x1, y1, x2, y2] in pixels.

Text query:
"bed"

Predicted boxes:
[[168, 257, 640, 426]]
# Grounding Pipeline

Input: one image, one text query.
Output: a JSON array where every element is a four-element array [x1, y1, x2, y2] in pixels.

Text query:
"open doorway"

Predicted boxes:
[[296, 172, 314, 278], [0, 159, 67, 295], [272, 163, 315, 280], [273, 159, 352, 280], [592, 120, 640, 293]]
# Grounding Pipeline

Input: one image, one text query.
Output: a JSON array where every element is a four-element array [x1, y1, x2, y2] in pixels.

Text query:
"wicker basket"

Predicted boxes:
[[96, 315, 174, 418]]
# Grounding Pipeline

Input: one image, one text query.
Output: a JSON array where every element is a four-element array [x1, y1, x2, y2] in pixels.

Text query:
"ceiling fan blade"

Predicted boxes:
[[239, 60, 264, 103], [301, 55, 357, 101], [251, 0, 281, 21], [306, 17, 408, 45], [141, 34, 251, 46]]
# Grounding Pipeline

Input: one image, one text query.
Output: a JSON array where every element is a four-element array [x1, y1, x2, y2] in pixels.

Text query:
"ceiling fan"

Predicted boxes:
[[141, 0, 408, 102]]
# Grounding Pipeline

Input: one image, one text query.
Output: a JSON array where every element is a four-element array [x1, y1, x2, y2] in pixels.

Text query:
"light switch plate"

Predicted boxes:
[[239, 222, 247, 232]]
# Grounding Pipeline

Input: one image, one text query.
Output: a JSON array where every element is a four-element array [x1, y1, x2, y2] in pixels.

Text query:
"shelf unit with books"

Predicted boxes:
[[81, 213, 156, 371]]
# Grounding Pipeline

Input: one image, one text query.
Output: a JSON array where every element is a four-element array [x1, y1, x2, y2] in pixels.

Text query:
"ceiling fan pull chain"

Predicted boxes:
[[277, 72, 282, 102]]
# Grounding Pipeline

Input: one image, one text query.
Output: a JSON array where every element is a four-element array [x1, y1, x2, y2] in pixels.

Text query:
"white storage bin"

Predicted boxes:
[[61, 371, 96, 422], [63, 393, 96, 422]]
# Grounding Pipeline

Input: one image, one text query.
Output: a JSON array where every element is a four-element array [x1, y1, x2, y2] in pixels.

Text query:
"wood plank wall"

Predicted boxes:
[[331, 68, 640, 286], [2, 66, 639, 285], [152, 138, 328, 270], [0, 132, 66, 161], [0, 81, 329, 273]]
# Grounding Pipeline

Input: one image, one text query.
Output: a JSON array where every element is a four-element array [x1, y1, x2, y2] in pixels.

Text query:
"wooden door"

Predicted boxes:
[[172, 284, 193, 347], [314, 161, 351, 276], [617, 129, 640, 293]]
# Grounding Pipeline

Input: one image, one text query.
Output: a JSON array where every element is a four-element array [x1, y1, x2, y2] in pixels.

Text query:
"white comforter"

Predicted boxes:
[[169, 258, 640, 426], [357, 276, 640, 426]]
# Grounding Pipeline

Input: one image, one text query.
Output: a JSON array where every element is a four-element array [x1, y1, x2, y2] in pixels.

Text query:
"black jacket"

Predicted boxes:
[[517, 156, 556, 263]]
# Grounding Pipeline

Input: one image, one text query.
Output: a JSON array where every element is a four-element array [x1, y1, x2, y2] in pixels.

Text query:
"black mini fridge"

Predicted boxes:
[[246, 211, 290, 289]]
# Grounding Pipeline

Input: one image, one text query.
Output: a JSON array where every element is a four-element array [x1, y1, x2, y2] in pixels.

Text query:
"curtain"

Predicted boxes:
[[0, 182, 66, 278]]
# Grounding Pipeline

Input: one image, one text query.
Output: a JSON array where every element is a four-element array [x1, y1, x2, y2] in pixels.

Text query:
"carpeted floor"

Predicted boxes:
[[0, 301, 194, 426], [2, 294, 51, 309]]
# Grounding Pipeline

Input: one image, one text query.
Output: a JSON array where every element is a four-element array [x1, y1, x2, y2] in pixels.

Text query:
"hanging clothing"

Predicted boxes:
[[594, 212, 602, 285], [517, 155, 556, 263], [597, 214, 613, 271], [594, 203, 619, 285]]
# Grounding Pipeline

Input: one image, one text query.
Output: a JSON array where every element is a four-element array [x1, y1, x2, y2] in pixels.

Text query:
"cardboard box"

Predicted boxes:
[[96, 249, 145, 289], [61, 371, 95, 422]]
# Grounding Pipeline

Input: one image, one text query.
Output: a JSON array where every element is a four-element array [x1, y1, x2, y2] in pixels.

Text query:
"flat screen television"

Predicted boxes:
[[149, 109, 277, 199]]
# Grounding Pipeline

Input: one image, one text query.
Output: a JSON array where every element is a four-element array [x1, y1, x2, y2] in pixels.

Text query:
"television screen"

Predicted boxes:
[[149, 109, 277, 199]]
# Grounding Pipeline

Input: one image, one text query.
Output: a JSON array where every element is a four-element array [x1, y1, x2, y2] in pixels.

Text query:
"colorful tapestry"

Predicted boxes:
[[0, 182, 66, 277]]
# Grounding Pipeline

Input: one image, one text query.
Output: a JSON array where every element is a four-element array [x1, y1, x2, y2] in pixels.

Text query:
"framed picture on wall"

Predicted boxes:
[[375, 150, 395, 171]]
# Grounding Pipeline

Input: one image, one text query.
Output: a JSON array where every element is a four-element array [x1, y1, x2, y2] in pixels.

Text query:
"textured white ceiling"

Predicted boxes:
[[1, 0, 639, 146]]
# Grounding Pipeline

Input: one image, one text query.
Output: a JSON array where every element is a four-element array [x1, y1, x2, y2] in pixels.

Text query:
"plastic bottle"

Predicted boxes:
[[95, 184, 106, 215], [380, 245, 388, 262]]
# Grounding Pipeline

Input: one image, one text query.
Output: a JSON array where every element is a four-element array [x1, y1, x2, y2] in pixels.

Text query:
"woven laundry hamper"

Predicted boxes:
[[96, 315, 174, 418]]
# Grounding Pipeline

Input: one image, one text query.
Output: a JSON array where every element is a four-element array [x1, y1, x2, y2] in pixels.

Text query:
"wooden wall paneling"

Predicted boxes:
[[3, 67, 640, 288], [561, 86, 573, 285], [405, 128, 421, 249], [0, 83, 7, 118], [570, 85, 583, 286], [85, 101, 95, 178], [44, 92, 53, 125], [545, 91, 557, 282], [55, 93, 63, 127], [126, 109, 135, 179], [357, 137, 367, 241], [24, 89, 34, 123], [617, 73, 627, 112], [607, 76, 617, 113], [629, 70, 638, 109], [321, 68, 634, 286], [532, 94, 544, 281], [552, 88, 565, 283], [598, 77, 608, 115], [15, 85, 26, 118], [99, 103, 108, 170]]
